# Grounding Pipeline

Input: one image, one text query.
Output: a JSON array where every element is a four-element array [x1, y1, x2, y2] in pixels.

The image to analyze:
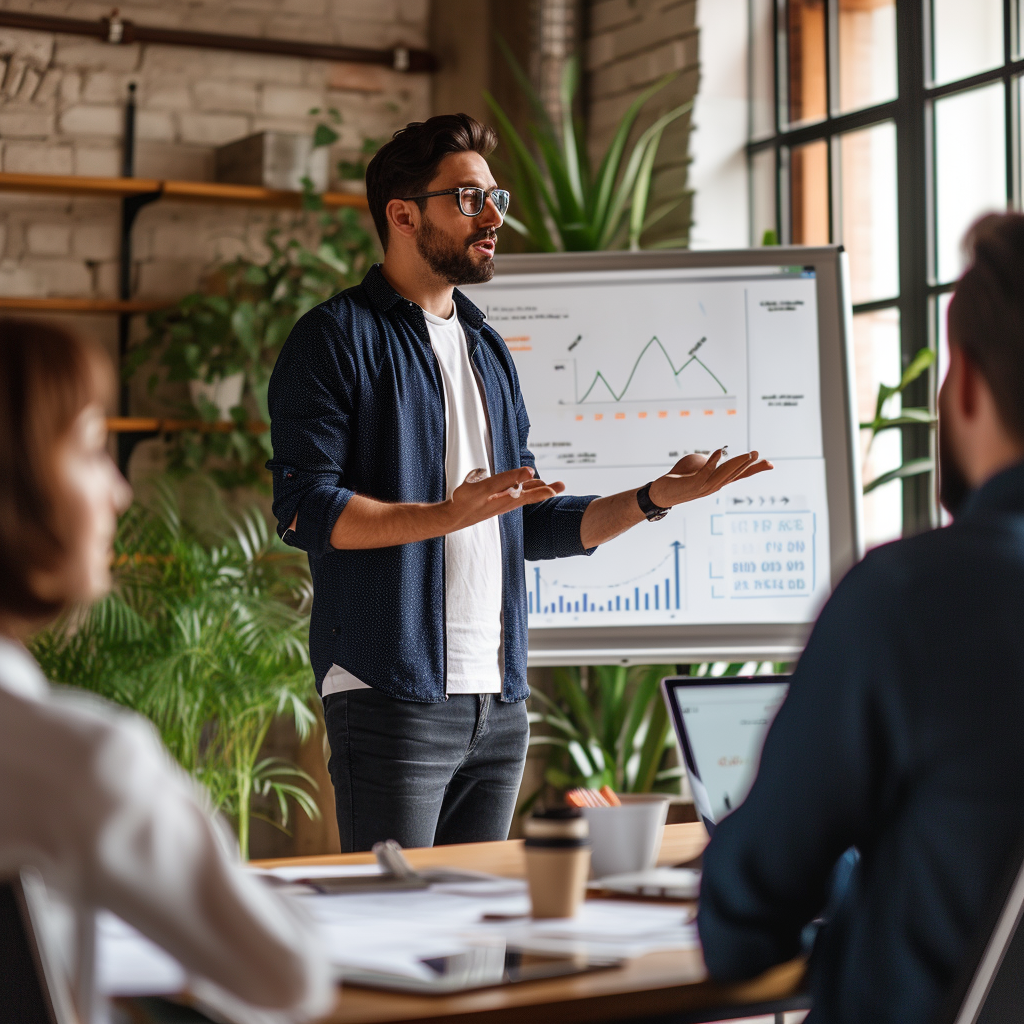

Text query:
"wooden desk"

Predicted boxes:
[[253, 823, 809, 1024]]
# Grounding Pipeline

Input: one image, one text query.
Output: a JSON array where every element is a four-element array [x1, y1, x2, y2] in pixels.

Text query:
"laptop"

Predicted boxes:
[[661, 674, 790, 834]]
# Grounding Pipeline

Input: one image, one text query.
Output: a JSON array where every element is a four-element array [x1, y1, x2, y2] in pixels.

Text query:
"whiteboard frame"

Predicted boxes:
[[483, 246, 864, 666]]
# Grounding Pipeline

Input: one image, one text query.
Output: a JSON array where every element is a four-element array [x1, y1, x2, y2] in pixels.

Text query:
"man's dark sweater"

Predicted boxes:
[[698, 460, 1024, 1024]]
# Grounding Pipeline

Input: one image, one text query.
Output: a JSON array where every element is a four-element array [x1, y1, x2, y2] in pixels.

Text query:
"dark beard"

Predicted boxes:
[[415, 216, 495, 285], [938, 421, 972, 517]]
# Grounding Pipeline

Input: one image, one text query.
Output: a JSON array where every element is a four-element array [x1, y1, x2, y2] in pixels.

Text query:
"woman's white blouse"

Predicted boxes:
[[0, 638, 333, 1023]]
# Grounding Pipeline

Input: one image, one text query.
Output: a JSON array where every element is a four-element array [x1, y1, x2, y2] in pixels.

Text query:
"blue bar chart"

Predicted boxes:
[[528, 540, 686, 619]]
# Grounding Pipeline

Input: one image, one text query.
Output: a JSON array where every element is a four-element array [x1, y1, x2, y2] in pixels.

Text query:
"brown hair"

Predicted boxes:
[[0, 318, 111, 621], [365, 113, 498, 250], [948, 213, 1024, 442]]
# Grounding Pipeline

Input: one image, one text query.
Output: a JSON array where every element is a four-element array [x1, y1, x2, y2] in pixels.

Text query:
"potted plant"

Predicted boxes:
[[485, 43, 693, 252], [30, 478, 320, 860]]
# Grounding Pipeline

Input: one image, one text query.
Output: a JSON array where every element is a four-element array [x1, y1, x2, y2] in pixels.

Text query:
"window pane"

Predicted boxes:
[[839, 121, 898, 303], [932, 0, 1004, 86], [787, 0, 827, 126], [750, 0, 776, 139], [934, 83, 1007, 283], [936, 290, 953, 385], [854, 308, 903, 547], [838, 0, 897, 113], [751, 147, 777, 245], [935, 291, 953, 526], [789, 139, 829, 244]]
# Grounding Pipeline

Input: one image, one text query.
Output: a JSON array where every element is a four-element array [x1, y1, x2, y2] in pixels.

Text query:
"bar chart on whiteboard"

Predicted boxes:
[[463, 265, 832, 628]]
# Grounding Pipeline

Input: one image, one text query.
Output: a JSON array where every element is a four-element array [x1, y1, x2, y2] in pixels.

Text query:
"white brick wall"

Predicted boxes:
[[0, 0, 431, 316]]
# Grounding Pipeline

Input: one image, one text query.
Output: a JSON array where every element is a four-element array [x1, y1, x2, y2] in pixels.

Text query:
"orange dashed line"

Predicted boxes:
[[727, 409, 737, 415], [658, 410, 668, 419], [680, 410, 690, 417], [638, 411, 648, 419], [575, 414, 584, 421], [504, 336, 530, 342], [703, 409, 714, 416], [508, 345, 533, 352], [615, 412, 626, 419], [594, 413, 604, 421]]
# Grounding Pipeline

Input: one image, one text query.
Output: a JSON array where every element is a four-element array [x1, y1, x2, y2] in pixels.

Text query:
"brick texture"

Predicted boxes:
[[585, 0, 699, 247], [0, 0, 430, 310]]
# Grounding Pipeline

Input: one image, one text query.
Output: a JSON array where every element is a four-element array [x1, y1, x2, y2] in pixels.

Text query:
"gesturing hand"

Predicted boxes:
[[648, 449, 773, 508], [444, 467, 566, 532]]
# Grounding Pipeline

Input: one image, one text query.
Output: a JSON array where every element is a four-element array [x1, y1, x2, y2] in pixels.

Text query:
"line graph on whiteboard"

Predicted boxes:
[[553, 334, 734, 406]]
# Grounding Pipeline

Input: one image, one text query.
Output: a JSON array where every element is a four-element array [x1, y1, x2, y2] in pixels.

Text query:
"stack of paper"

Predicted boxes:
[[96, 865, 699, 997]]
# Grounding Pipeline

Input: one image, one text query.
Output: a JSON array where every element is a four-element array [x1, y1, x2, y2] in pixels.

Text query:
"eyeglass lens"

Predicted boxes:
[[459, 188, 509, 218]]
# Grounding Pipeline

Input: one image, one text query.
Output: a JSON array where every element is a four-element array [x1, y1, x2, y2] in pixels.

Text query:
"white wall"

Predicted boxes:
[[688, 0, 749, 250]]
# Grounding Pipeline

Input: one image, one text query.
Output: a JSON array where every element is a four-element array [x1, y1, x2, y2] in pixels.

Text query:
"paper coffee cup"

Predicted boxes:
[[524, 838, 591, 919]]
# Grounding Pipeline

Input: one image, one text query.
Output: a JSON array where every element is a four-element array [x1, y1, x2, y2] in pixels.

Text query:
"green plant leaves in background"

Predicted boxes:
[[30, 478, 319, 860], [860, 346, 937, 497], [525, 663, 681, 809], [484, 42, 692, 253]]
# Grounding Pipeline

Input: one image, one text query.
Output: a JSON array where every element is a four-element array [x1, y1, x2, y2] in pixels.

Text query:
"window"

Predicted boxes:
[[748, 0, 1020, 541]]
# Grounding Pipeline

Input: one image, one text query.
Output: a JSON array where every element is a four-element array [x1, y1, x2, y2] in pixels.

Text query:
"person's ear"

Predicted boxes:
[[956, 345, 983, 421], [386, 198, 420, 241]]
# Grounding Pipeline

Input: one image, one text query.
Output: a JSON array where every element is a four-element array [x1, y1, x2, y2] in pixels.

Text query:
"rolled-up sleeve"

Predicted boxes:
[[267, 307, 357, 558]]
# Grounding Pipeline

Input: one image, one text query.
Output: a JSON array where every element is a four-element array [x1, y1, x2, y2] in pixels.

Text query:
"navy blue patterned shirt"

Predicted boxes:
[[267, 264, 596, 703]]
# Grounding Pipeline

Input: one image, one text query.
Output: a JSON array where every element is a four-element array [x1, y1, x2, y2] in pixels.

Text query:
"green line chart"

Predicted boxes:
[[563, 335, 731, 405]]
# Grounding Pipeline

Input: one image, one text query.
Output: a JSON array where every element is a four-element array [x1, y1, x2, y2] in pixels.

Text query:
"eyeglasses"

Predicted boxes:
[[401, 186, 511, 220]]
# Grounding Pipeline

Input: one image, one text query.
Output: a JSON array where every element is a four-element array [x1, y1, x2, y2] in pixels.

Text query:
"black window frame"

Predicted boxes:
[[748, 0, 1023, 536]]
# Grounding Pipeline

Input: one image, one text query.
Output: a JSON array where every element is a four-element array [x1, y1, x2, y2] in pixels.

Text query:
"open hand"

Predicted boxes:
[[648, 449, 773, 508], [445, 467, 566, 531]]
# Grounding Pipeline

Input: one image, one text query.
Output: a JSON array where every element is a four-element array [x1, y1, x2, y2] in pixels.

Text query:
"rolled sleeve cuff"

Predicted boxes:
[[550, 494, 599, 557], [292, 485, 355, 557]]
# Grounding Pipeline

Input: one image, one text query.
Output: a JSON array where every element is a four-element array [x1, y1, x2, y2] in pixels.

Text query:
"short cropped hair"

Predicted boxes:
[[948, 213, 1024, 442], [0, 319, 110, 620], [365, 113, 498, 250]]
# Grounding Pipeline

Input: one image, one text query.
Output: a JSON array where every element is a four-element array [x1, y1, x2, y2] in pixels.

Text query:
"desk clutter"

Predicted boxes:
[[98, 833, 701, 1008]]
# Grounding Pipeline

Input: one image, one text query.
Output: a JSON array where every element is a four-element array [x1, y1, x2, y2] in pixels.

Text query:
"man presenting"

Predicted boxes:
[[268, 114, 771, 852], [698, 212, 1024, 1023]]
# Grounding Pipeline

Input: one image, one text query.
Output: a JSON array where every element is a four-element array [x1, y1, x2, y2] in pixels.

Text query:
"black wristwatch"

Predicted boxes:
[[636, 481, 671, 522]]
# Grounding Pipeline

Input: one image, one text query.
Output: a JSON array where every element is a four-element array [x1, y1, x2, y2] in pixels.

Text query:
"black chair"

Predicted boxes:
[[0, 871, 77, 1024], [939, 851, 1024, 1024]]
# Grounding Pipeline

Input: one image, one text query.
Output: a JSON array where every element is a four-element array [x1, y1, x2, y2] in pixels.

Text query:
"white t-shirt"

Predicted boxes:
[[322, 304, 504, 696]]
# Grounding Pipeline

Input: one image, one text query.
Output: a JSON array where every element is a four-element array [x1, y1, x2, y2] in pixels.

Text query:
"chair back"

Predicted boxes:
[[0, 872, 77, 1024], [943, 852, 1024, 1024]]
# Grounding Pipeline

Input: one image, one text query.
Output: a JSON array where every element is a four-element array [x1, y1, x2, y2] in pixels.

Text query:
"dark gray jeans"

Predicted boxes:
[[322, 688, 530, 853]]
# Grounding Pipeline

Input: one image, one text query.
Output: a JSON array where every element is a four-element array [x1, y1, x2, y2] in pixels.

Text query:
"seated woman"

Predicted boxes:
[[0, 318, 333, 1023]]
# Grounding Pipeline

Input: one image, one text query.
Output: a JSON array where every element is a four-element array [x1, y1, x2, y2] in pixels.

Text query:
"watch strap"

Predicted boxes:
[[636, 481, 670, 522]]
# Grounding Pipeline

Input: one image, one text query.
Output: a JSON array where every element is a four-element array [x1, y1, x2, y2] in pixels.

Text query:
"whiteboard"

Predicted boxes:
[[462, 247, 862, 665]]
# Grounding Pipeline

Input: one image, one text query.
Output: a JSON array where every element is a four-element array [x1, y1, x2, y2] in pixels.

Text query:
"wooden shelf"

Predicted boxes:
[[0, 297, 171, 314], [0, 172, 368, 210], [107, 417, 268, 434]]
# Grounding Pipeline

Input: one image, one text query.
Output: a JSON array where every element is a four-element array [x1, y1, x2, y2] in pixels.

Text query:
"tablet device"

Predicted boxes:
[[338, 943, 618, 994], [661, 675, 790, 834]]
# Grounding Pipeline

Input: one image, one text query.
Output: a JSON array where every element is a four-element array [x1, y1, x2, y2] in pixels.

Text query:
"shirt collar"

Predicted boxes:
[[958, 458, 1024, 519], [361, 264, 487, 331], [0, 638, 48, 700]]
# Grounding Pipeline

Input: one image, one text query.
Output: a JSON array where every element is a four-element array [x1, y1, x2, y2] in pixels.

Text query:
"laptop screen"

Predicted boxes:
[[662, 677, 789, 831]]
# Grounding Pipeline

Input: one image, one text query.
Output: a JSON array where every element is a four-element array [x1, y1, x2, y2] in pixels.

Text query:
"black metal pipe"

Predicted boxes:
[[0, 9, 437, 72], [117, 86, 162, 472]]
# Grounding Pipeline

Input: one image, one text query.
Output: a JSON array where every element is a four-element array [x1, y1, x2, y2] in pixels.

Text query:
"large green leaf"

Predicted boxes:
[[863, 457, 934, 495]]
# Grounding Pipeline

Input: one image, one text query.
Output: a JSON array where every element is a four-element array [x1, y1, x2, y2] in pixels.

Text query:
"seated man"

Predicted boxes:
[[698, 211, 1024, 1024]]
